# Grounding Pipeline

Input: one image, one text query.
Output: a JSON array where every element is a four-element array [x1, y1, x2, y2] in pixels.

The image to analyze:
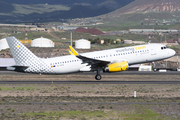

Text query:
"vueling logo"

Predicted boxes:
[[134, 46, 146, 50]]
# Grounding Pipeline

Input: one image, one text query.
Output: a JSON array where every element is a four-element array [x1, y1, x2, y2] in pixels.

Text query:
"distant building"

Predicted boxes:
[[31, 37, 54, 47], [75, 27, 105, 35], [133, 41, 146, 44], [124, 40, 133, 44], [129, 29, 179, 33], [0, 38, 9, 51], [57, 26, 78, 30], [0, 58, 15, 67], [75, 39, 91, 49], [97, 40, 104, 44], [30, 28, 46, 31], [129, 29, 155, 33], [19, 40, 32, 44]]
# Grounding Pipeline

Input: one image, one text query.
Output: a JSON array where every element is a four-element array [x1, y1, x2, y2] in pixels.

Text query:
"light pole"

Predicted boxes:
[[69, 30, 74, 46]]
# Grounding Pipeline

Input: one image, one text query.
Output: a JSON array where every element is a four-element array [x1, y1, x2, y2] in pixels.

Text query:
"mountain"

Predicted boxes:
[[0, 1, 14, 13], [58, 5, 112, 19], [0, 0, 135, 23], [101, 0, 180, 18], [1, 0, 135, 11], [95, 0, 180, 30]]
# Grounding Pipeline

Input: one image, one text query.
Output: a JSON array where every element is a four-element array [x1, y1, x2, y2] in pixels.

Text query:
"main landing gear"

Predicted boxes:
[[95, 74, 102, 80], [95, 67, 102, 80]]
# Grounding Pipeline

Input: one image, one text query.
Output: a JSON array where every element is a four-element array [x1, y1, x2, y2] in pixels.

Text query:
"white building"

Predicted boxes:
[[75, 39, 91, 49], [0, 58, 15, 67], [0, 38, 9, 51], [31, 37, 54, 47]]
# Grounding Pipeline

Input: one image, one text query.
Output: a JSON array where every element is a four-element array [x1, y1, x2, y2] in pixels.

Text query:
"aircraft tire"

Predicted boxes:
[[95, 75, 101, 80]]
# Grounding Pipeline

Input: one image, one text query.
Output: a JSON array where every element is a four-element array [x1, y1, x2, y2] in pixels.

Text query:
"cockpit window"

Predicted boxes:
[[161, 46, 168, 50]]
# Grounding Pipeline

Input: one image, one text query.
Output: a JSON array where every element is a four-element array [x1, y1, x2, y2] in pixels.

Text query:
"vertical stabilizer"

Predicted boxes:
[[6, 36, 53, 73], [6, 36, 40, 66]]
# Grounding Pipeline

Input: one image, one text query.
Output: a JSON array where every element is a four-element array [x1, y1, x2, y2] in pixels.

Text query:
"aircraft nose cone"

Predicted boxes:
[[171, 49, 176, 56]]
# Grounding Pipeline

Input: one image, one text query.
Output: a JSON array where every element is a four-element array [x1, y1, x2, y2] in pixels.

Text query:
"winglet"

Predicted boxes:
[[69, 50, 73, 55], [69, 45, 79, 56]]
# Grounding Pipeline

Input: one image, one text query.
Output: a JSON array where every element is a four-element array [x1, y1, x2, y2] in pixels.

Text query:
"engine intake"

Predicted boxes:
[[104, 61, 128, 72]]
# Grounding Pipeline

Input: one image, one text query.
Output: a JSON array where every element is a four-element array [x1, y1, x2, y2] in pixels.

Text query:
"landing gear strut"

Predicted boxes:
[[152, 62, 156, 72], [95, 67, 102, 80]]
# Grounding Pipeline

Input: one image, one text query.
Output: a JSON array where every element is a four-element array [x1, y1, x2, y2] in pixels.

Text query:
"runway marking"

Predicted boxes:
[[0, 81, 180, 84]]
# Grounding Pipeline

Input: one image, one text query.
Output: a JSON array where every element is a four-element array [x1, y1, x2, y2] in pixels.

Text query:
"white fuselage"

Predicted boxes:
[[41, 44, 175, 74]]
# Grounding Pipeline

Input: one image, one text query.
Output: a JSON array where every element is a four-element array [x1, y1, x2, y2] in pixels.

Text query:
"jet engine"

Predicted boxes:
[[104, 61, 128, 72]]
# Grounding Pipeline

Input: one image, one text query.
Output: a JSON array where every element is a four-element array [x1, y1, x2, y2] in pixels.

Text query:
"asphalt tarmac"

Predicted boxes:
[[0, 71, 180, 75], [0, 81, 180, 84], [0, 71, 180, 84]]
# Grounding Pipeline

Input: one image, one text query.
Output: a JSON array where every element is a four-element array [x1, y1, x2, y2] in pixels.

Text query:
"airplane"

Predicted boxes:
[[6, 36, 175, 80]]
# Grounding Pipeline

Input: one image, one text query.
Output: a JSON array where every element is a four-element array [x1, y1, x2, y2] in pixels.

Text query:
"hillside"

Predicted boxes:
[[100, 0, 180, 18], [95, 0, 180, 30], [0, 0, 135, 23], [0, 1, 14, 13]]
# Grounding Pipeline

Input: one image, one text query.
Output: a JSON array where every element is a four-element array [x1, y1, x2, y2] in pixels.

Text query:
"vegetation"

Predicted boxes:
[[0, 4, 70, 16], [0, 86, 37, 91], [19, 109, 172, 120]]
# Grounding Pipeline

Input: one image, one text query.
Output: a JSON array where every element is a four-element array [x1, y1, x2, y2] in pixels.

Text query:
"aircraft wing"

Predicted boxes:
[[69, 46, 110, 68]]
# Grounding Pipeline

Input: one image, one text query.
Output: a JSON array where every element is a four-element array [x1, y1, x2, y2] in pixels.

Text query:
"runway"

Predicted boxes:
[[0, 71, 180, 75], [0, 81, 180, 84]]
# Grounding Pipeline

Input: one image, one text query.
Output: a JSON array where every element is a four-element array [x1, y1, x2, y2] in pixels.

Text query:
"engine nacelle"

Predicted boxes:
[[104, 61, 129, 72]]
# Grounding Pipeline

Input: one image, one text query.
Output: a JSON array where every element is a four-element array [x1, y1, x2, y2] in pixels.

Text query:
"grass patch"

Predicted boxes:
[[122, 109, 161, 120], [0, 86, 36, 91], [20, 109, 175, 119], [22, 110, 106, 119]]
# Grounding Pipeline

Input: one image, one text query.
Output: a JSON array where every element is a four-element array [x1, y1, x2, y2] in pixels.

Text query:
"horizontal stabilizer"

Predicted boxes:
[[6, 65, 29, 71]]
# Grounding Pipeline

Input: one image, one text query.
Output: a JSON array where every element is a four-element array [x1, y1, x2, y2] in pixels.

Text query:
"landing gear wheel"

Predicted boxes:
[[95, 75, 102, 80], [153, 69, 157, 72]]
